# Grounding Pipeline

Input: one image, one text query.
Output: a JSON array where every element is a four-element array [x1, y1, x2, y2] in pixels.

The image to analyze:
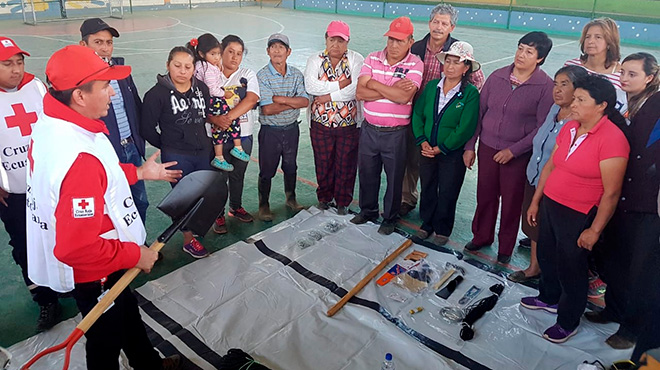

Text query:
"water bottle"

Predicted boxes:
[[381, 353, 395, 370]]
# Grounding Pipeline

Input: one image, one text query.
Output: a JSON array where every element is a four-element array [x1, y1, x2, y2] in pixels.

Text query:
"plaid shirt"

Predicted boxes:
[[416, 36, 486, 97], [420, 43, 442, 93]]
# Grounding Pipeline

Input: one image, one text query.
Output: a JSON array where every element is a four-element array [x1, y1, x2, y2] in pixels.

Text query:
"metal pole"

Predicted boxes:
[[31, 0, 37, 24], [506, 0, 513, 30], [591, 0, 598, 19], [21, 0, 27, 24]]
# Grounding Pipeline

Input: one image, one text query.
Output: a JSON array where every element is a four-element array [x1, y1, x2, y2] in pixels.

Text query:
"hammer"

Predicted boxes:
[[433, 262, 466, 291]]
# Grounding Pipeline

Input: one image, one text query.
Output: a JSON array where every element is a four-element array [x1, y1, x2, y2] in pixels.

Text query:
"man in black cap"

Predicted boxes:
[[79, 18, 149, 223]]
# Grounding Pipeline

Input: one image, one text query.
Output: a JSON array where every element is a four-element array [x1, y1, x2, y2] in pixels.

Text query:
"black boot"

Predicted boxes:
[[37, 301, 62, 332], [162, 354, 182, 370], [284, 173, 303, 211], [258, 177, 273, 221]]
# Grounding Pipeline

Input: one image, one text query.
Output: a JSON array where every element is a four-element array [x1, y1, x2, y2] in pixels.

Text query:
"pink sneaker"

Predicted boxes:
[[183, 238, 209, 258]]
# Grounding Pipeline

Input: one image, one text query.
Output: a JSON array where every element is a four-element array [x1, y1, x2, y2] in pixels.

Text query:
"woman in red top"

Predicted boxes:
[[521, 75, 629, 344]]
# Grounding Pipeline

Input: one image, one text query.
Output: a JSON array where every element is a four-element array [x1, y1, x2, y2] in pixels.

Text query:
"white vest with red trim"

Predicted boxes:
[[26, 111, 146, 292], [0, 77, 46, 194]]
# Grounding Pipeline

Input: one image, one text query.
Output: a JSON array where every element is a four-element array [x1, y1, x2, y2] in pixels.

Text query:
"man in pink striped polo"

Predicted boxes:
[[352, 16, 423, 235]]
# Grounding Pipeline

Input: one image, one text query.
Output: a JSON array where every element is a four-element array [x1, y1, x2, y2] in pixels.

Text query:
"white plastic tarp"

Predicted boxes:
[[8, 208, 632, 369]]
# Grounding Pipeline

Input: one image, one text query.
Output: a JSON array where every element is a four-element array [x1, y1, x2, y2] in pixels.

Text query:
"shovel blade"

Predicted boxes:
[[157, 170, 226, 237]]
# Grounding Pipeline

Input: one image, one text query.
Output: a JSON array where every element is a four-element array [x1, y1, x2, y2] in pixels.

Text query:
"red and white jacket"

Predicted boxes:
[[0, 73, 46, 194], [27, 94, 145, 292]]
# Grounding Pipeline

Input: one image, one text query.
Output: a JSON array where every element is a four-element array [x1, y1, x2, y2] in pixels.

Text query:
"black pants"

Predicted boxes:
[[418, 148, 466, 237], [537, 196, 591, 331], [258, 124, 299, 180], [223, 135, 253, 210], [0, 193, 58, 306], [601, 210, 660, 340], [73, 271, 163, 370], [632, 304, 660, 362], [357, 123, 407, 222]]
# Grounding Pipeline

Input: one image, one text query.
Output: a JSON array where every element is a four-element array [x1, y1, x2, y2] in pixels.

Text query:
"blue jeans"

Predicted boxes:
[[117, 141, 149, 223]]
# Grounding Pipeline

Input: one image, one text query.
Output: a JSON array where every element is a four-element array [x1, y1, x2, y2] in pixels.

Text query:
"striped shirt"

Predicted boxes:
[[108, 79, 131, 140], [564, 58, 621, 89], [564, 58, 627, 113], [359, 49, 423, 127], [194, 61, 224, 98], [257, 62, 309, 127]]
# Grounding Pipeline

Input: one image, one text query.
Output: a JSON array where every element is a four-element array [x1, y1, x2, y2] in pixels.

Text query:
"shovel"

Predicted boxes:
[[21, 170, 226, 370]]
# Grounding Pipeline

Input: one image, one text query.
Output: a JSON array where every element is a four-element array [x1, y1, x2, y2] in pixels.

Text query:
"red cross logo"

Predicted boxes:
[[78, 199, 90, 210], [5, 103, 37, 137]]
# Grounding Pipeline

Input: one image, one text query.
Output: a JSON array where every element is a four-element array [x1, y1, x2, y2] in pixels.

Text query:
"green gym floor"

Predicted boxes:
[[1, 6, 658, 348]]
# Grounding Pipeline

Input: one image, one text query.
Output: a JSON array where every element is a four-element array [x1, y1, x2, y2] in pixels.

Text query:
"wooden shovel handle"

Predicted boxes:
[[327, 239, 413, 317], [76, 240, 166, 333]]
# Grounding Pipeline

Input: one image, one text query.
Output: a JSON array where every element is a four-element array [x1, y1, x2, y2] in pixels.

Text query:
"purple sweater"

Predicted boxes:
[[465, 64, 554, 157]]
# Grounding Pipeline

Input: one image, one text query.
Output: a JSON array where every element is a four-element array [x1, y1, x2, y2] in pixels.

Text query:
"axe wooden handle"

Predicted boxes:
[[433, 268, 456, 291], [78, 240, 166, 332], [327, 239, 413, 317]]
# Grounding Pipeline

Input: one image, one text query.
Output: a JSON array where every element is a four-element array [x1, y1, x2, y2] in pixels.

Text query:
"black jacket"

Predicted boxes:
[[103, 57, 146, 159], [616, 91, 660, 214], [410, 33, 459, 62], [140, 75, 213, 156]]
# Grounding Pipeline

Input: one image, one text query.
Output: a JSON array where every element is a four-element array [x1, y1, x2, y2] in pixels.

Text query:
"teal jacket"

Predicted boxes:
[[412, 79, 479, 154]]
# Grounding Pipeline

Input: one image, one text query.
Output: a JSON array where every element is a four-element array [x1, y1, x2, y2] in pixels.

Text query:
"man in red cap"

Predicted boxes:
[[0, 36, 62, 332], [27, 45, 183, 370], [354, 16, 423, 235]]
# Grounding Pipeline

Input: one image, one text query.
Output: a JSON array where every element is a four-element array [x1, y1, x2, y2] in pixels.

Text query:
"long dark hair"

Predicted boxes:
[[459, 61, 474, 93], [622, 52, 660, 118], [186, 33, 221, 64], [573, 74, 626, 127]]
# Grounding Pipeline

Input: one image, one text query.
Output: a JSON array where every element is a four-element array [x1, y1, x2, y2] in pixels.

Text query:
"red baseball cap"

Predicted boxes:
[[384, 16, 414, 40], [46, 45, 130, 91], [326, 20, 350, 41], [0, 37, 30, 61]]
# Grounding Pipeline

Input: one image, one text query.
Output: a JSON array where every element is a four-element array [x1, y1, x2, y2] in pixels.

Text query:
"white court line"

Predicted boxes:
[[480, 40, 575, 66], [117, 15, 183, 34], [176, 11, 285, 44], [114, 47, 173, 51], [13, 34, 73, 43], [114, 34, 200, 45], [222, 9, 286, 43]]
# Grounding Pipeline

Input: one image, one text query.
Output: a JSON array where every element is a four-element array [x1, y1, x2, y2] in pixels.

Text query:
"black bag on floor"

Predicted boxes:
[[219, 348, 271, 370]]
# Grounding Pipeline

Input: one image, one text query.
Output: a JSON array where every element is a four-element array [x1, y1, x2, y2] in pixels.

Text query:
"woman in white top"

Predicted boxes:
[[212, 35, 260, 230], [564, 17, 627, 113]]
